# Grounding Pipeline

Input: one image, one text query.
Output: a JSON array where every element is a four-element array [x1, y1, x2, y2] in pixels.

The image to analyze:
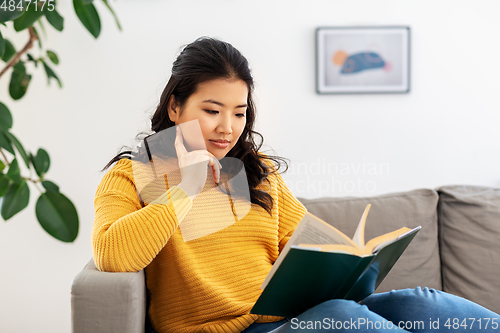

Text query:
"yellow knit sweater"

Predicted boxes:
[[92, 158, 307, 333]]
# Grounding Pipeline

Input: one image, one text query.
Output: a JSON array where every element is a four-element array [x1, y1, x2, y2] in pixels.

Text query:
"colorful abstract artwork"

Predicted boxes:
[[316, 27, 410, 94]]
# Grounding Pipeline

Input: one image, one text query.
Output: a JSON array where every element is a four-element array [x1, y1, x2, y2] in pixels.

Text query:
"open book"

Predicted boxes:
[[250, 204, 421, 318]]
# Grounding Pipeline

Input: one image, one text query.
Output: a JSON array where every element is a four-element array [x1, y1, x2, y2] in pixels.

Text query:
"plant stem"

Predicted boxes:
[[1, 147, 44, 192], [0, 27, 39, 79], [0, 149, 10, 167], [24, 176, 40, 183], [29, 178, 45, 194], [34, 182, 44, 193]]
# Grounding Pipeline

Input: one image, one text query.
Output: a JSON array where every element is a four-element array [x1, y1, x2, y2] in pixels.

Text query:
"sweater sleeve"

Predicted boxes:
[[92, 159, 192, 272], [274, 172, 307, 254]]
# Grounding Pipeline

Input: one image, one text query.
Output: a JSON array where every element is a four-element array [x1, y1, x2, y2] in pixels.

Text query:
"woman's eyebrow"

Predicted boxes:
[[202, 99, 247, 109]]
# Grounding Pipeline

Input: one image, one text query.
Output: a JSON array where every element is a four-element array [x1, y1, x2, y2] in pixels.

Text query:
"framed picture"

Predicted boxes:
[[316, 26, 410, 94]]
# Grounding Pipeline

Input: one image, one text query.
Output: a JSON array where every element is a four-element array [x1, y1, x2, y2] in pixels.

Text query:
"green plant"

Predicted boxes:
[[0, 0, 121, 242]]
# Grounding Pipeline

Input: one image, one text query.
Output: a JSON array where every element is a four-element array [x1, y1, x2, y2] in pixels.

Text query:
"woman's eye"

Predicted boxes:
[[204, 109, 219, 115], [236, 113, 246, 118]]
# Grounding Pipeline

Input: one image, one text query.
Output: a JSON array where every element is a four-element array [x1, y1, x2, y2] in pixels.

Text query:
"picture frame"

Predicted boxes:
[[316, 26, 410, 94]]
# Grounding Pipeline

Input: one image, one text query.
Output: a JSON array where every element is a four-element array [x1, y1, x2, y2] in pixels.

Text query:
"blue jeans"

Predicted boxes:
[[242, 287, 500, 333]]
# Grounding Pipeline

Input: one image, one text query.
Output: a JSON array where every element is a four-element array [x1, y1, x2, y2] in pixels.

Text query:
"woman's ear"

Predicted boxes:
[[167, 95, 179, 123]]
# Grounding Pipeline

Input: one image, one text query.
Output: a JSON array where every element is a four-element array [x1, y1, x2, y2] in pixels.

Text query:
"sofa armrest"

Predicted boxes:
[[71, 259, 146, 333]]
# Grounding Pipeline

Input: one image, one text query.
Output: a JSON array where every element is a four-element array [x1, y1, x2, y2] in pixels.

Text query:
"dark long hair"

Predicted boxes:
[[104, 37, 288, 214]]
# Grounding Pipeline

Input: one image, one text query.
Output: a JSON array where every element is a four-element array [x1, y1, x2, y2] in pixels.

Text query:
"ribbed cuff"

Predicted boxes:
[[166, 186, 192, 224], [149, 186, 192, 223]]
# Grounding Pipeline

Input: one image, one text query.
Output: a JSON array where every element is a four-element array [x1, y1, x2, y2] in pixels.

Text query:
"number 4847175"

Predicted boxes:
[[444, 318, 499, 330], [1, 0, 55, 12]]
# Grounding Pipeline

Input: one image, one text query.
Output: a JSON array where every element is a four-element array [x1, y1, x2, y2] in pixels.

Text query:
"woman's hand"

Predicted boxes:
[[175, 126, 221, 199]]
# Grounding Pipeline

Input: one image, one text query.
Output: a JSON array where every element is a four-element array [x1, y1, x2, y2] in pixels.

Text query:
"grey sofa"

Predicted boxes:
[[71, 184, 500, 333]]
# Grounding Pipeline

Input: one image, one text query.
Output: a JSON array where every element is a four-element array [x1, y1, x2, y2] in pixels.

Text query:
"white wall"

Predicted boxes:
[[0, 0, 499, 332]]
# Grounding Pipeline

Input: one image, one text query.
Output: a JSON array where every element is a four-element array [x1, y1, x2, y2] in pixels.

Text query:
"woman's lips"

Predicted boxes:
[[209, 139, 229, 149]]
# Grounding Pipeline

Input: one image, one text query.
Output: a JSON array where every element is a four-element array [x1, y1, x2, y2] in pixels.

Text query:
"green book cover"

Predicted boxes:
[[250, 226, 420, 318]]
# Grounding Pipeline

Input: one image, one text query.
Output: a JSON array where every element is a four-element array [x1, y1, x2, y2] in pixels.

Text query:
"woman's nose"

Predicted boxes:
[[216, 116, 232, 134]]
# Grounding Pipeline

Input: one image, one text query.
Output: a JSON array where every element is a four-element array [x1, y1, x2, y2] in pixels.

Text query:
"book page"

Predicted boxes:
[[352, 204, 371, 249], [294, 213, 356, 246], [297, 226, 420, 257], [295, 243, 365, 256], [367, 226, 421, 254], [261, 212, 356, 289]]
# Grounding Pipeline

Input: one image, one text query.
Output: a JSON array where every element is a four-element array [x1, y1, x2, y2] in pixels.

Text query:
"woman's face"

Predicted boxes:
[[168, 78, 248, 158]]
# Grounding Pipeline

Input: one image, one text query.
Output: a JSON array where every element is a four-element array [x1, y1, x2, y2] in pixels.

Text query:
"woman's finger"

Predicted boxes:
[[205, 151, 223, 170], [202, 152, 221, 183], [188, 150, 222, 170], [203, 155, 219, 184], [210, 157, 220, 183], [174, 126, 189, 158]]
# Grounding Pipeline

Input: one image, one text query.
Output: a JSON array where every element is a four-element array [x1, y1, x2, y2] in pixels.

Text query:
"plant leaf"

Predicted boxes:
[[9, 61, 32, 100], [1, 180, 30, 220], [1, 39, 15, 62], [32, 148, 50, 177], [6, 158, 22, 184], [29, 151, 35, 168], [0, 2, 25, 23], [31, 25, 42, 48], [36, 191, 79, 242], [0, 130, 14, 155], [0, 102, 13, 130], [46, 50, 59, 64], [102, 0, 121, 31], [27, 52, 38, 67], [0, 160, 5, 172], [41, 180, 59, 193], [4, 131, 30, 168], [73, 0, 101, 38], [0, 29, 4, 58], [0, 175, 10, 197], [41, 60, 62, 87], [37, 13, 47, 37], [13, 2, 45, 32], [44, 7, 64, 31]]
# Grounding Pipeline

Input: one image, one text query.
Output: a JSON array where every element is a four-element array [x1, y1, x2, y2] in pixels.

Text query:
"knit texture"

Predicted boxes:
[[93, 158, 307, 333]]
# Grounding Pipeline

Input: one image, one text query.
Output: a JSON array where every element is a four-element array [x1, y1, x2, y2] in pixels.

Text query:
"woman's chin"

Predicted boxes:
[[211, 152, 226, 159]]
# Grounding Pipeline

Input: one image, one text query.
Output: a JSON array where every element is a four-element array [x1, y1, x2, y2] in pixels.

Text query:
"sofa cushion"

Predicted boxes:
[[437, 185, 500, 314], [298, 188, 441, 293]]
